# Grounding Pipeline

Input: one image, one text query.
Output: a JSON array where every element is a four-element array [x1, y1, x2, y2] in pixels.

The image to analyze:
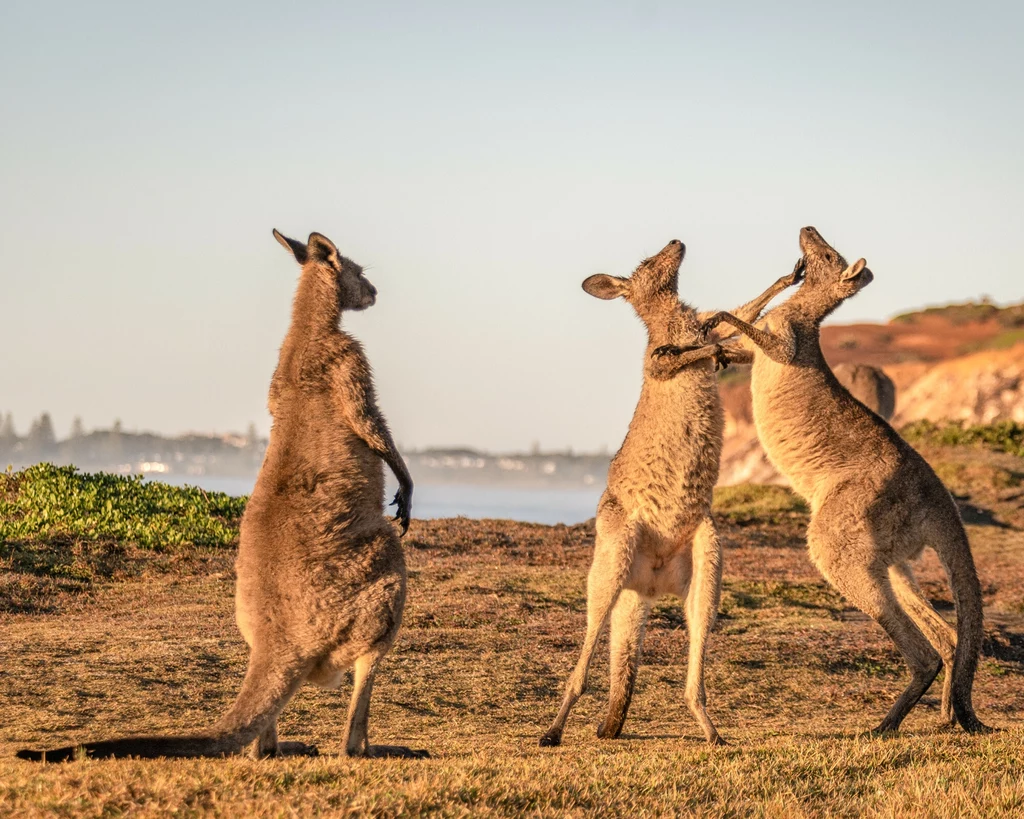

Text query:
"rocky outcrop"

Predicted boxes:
[[892, 343, 1024, 427]]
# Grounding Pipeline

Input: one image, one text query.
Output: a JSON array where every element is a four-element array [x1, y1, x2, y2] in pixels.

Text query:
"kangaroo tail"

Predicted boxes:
[[17, 649, 307, 762], [935, 522, 990, 733], [17, 734, 237, 762]]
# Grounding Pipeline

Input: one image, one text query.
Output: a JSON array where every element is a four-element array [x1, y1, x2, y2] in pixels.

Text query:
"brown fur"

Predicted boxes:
[[18, 230, 426, 762], [833, 362, 896, 421], [700, 226, 990, 735], [540, 240, 801, 747]]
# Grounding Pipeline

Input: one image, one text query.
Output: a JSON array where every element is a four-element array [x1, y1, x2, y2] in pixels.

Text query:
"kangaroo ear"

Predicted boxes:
[[841, 258, 867, 280], [307, 232, 340, 267], [273, 229, 308, 264], [582, 274, 630, 300]]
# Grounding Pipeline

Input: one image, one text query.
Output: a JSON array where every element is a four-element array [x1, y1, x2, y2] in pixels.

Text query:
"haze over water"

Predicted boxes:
[[154, 473, 603, 525]]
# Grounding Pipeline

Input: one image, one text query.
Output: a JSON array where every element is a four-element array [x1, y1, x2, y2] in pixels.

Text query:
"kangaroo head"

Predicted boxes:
[[581, 240, 685, 319], [273, 229, 378, 311], [798, 226, 872, 303]]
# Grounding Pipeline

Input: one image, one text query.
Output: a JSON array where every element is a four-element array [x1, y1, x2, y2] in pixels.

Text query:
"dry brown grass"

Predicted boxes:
[[2, 454, 1023, 817]]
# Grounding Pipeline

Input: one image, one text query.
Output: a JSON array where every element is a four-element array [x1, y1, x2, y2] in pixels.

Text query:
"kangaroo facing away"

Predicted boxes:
[[540, 240, 802, 747], [18, 230, 427, 762], [697, 226, 990, 734], [832, 362, 896, 421]]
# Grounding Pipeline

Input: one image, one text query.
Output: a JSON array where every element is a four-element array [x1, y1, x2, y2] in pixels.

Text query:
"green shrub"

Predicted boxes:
[[0, 463, 245, 550], [900, 420, 1024, 458]]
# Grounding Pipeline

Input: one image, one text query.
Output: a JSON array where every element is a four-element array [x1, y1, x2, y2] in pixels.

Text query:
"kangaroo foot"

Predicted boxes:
[[539, 730, 562, 747], [275, 741, 319, 757]]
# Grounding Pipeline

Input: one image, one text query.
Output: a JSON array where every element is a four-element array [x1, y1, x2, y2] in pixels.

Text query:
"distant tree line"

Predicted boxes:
[[0, 412, 267, 477]]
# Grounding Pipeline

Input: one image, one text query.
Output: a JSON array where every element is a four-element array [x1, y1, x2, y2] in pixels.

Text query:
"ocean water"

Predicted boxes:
[[152, 474, 603, 526]]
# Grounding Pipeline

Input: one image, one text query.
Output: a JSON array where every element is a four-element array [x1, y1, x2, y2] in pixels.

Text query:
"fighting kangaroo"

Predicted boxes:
[[697, 226, 990, 734], [540, 239, 802, 747], [19, 230, 426, 761]]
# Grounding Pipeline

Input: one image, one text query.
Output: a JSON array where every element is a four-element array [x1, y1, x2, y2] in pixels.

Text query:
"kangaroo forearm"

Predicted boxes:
[[383, 443, 413, 490], [646, 343, 720, 381], [704, 313, 795, 364], [349, 412, 396, 461], [718, 343, 753, 366], [356, 419, 412, 488], [729, 276, 791, 325]]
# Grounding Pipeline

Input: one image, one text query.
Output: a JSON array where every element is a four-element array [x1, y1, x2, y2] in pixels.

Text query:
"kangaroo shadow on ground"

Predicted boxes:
[[983, 616, 1024, 665], [953, 497, 1013, 529]]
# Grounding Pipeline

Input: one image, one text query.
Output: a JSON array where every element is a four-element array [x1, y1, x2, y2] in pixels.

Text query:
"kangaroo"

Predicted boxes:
[[696, 226, 990, 734], [18, 230, 427, 762], [832, 362, 896, 421], [540, 239, 802, 747]]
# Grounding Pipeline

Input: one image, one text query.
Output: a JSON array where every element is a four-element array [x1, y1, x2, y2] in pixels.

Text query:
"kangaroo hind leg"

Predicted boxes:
[[890, 562, 958, 727], [597, 589, 651, 739], [683, 517, 724, 745], [810, 529, 941, 734], [344, 646, 429, 759], [540, 511, 635, 747]]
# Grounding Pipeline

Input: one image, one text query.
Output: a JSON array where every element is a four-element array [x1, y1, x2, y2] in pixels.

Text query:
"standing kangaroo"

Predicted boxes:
[[697, 226, 990, 734], [540, 239, 802, 747], [19, 230, 427, 761]]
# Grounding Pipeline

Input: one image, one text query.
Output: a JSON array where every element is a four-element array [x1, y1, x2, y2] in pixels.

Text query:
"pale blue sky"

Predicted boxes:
[[2, 1, 1021, 452]]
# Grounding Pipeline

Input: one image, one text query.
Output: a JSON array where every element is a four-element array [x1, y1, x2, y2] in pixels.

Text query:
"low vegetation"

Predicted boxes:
[[1, 438, 1022, 816], [902, 420, 1024, 458], [891, 299, 1024, 328], [0, 464, 245, 548], [0, 464, 244, 611], [712, 483, 808, 525]]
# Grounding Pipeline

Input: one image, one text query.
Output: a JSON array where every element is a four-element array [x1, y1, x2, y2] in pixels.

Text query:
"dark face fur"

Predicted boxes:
[[273, 229, 377, 311], [799, 226, 873, 301], [332, 254, 377, 312], [581, 239, 685, 313]]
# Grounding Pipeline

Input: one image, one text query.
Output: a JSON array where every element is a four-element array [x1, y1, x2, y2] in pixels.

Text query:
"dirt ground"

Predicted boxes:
[[1, 445, 1022, 816]]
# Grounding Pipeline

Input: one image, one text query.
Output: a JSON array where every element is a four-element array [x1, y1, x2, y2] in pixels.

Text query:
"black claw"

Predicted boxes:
[[790, 258, 806, 284]]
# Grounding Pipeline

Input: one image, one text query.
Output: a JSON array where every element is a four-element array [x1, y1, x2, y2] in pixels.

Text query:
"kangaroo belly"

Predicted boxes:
[[610, 375, 722, 529], [751, 357, 902, 507]]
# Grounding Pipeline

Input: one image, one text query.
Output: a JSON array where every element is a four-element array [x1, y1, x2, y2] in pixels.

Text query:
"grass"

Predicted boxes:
[[1, 457, 1023, 817], [713, 484, 808, 525], [0, 464, 246, 548], [891, 300, 1024, 328], [959, 327, 1024, 355], [3, 737, 1024, 817], [0, 464, 245, 612], [932, 461, 1023, 493], [901, 420, 1024, 458]]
